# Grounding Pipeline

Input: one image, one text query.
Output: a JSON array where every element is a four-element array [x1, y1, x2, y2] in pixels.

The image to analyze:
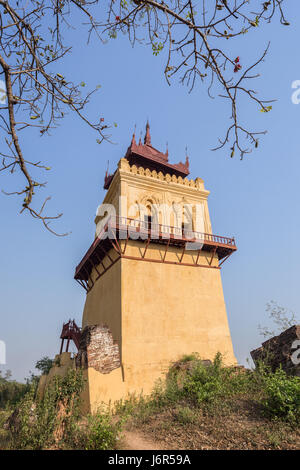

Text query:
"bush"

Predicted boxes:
[[180, 354, 199, 363], [70, 410, 121, 450], [174, 406, 196, 424], [35, 357, 54, 375], [117, 354, 253, 421], [114, 354, 300, 435], [261, 367, 300, 422], [0, 379, 30, 409], [180, 353, 251, 408], [0, 357, 56, 410], [9, 369, 85, 449]]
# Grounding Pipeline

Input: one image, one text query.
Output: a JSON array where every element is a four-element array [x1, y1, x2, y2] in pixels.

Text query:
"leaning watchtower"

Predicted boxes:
[[74, 122, 237, 411]]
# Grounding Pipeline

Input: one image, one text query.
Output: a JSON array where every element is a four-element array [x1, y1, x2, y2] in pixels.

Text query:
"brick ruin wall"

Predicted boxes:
[[250, 325, 300, 376], [76, 325, 120, 374]]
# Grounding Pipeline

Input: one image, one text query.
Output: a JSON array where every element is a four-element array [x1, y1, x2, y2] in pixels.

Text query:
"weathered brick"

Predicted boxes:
[[76, 325, 120, 374]]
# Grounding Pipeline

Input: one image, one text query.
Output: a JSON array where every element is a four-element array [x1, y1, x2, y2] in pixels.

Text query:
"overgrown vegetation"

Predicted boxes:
[[8, 369, 85, 450], [261, 367, 300, 422], [115, 354, 300, 449], [69, 410, 121, 450], [0, 370, 31, 410], [0, 356, 54, 410], [1, 354, 299, 450], [35, 357, 54, 376], [0, 368, 120, 450]]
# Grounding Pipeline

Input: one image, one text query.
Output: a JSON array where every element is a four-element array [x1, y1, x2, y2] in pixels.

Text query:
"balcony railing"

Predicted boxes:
[[97, 215, 236, 247], [75, 216, 237, 289]]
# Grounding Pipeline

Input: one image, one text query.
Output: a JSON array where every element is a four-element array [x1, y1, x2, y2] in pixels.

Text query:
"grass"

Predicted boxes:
[[1, 354, 299, 450], [66, 410, 121, 450], [115, 354, 300, 450]]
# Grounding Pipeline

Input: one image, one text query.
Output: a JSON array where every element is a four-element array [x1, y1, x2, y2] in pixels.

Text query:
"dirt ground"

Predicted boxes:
[[118, 400, 300, 450]]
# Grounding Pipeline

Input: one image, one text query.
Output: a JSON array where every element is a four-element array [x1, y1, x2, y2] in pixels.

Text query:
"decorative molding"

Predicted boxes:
[[118, 158, 205, 191]]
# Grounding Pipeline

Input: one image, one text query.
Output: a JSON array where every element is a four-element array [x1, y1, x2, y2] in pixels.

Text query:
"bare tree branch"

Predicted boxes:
[[0, 0, 289, 233]]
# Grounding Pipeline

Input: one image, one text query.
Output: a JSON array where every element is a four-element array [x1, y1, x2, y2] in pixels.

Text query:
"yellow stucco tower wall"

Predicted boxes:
[[80, 157, 237, 411]]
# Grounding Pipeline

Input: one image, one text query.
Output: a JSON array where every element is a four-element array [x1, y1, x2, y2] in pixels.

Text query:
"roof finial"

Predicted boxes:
[[131, 124, 137, 145], [185, 146, 189, 169], [165, 142, 169, 159], [144, 120, 151, 145], [185, 155, 189, 169]]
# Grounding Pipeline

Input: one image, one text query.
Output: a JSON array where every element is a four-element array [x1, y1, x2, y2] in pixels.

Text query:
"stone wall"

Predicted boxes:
[[37, 352, 75, 398], [250, 325, 300, 376], [76, 325, 120, 374]]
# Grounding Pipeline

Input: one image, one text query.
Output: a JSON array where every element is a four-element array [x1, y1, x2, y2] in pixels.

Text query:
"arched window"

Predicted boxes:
[[182, 205, 193, 238], [144, 202, 158, 230], [172, 202, 182, 236]]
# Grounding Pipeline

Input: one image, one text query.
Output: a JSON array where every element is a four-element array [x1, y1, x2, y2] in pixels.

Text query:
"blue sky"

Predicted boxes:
[[1, 1, 300, 381]]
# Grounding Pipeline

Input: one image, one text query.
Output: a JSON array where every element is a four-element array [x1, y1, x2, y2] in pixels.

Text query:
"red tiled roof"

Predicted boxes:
[[104, 122, 190, 190]]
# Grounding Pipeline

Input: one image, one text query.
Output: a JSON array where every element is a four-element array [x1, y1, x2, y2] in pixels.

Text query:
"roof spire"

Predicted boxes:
[[185, 155, 189, 170], [185, 146, 189, 170], [144, 120, 151, 145], [165, 142, 169, 159], [131, 125, 137, 146]]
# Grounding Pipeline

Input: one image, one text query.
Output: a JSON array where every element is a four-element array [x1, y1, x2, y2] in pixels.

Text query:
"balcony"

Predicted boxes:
[[74, 216, 237, 291]]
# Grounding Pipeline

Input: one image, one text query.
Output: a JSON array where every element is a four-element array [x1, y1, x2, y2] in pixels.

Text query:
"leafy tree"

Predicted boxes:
[[259, 301, 299, 339], [0, 369, 12, 382], [35, 356, 53, 375], [0, 1, 289, 232], [0, 369, 30, 408]]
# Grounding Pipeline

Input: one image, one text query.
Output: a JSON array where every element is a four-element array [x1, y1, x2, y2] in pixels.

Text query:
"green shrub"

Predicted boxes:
[[35, 357, 54, 375], [9, 369, 85, 449], [0, 361, 50, 410], [115, 394, 149, 420], [70, 410, 121, 450], [0, 379, 30, 409], [174, 406, 196, 424], [153, 376, 184, 407], [180, 354, 199, 363], [116, 354, 300, 431], [261, 368, 300, 422], [116, 354, 253, 421], [181, 353, 252, 408]]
